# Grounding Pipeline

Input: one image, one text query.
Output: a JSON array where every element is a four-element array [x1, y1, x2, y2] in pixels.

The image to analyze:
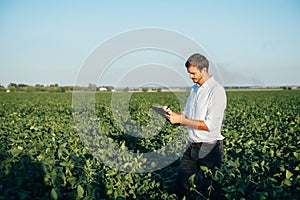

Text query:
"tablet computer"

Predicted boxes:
[[151, 106, 167, 118]]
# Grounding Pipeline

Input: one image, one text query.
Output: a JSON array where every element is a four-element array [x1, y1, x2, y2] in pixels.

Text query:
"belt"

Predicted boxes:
[[191, 140, 218, 146]]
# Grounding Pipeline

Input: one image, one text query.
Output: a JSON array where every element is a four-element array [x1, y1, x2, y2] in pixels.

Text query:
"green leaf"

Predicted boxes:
[[188, 174, 196, 189], [50, 188, 58, 200], [58, 148, 63, 159], [120, 141, 126, 150], [281, 179, 292, 187], [77, 185, 84, 198], [293, 152, 298, 159], [107, 189, 113, 195], [67, 176, 77, 188], [222, 186, 236, 193], [285, 169, 293, 179], [200, 165, 209, 173]]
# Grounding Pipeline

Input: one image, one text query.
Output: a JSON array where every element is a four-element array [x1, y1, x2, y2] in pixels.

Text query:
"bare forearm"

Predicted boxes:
[[180, 116, 209, 131], [165, 109, 209, 131]]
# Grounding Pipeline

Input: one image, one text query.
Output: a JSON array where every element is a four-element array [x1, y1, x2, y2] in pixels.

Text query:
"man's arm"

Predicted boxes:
[[181, 117, 209, 131], [165, 110, 209, 131]]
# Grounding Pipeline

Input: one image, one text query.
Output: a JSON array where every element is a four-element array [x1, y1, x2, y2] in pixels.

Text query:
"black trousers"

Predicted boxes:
[[173, 140, 224, 199]]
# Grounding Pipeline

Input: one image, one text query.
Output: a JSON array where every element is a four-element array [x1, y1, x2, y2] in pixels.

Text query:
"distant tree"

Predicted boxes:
[[0, 85, 6, 92], [34, 84, 47, 92], [18, 84, 28, 88], [157, 88, 162, 92], [7, 83, 18, 92], [88, 83, 97, 90], [60, 87, 66, 92], [26, 86, 35, 92], [50, 83, 59, 87], [8, 83, 17, 88], [64, 86, 73, 92], [123, 87, 129, 92], [47, 86, 66, 92], [8, 83, 16, 87], [142, 87, 149, 92], [106, 86, 114, 91]]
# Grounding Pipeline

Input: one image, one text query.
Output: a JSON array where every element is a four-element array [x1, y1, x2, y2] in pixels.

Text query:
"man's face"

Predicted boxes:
[[187, 66, 203, 84]]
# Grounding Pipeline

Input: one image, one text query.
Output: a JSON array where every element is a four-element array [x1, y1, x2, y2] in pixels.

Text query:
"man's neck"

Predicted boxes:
[[199, 75, 212, 86]]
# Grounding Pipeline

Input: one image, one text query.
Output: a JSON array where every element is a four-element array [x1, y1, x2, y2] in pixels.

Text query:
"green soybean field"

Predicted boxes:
[[0, 90, 299, 199]]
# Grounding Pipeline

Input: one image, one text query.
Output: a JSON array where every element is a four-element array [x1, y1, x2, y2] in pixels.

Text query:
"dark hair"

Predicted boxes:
[[185, 53, 209, 71]]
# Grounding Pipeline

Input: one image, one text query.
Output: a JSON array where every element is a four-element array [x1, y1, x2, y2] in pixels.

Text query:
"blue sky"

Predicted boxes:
[[0, 0, 299, 87]]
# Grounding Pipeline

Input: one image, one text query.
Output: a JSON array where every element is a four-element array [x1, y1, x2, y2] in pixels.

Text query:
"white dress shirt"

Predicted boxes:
[[184, 76, 226, 143]]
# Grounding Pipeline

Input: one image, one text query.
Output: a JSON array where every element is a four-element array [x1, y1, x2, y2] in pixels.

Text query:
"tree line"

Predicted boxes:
[[0, 83, 115, 93]]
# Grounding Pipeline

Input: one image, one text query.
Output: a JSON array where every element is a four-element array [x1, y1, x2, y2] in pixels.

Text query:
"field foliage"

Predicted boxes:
[[0, 90, 299, 199]]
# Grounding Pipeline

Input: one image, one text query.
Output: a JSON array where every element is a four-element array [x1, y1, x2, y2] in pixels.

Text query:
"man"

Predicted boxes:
[[164, 53, 226, 199]]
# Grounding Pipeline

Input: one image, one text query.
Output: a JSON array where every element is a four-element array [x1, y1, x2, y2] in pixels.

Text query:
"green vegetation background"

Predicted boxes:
[[0, 90, 299, 199]]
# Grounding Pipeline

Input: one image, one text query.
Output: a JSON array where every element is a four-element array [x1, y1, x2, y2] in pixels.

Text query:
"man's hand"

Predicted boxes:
[[163, 106, 209, 131], [163, 106, 184, 124]]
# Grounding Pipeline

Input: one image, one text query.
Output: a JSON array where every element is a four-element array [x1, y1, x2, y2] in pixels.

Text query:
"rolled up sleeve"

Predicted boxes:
[[204, 86, 226, 134]]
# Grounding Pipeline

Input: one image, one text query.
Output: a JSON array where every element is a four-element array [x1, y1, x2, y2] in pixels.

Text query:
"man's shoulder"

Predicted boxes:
[[208, 78, 225, 91]]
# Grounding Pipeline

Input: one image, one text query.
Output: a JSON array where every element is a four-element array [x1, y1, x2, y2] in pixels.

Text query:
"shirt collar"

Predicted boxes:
[[197, 76, 214, 88]]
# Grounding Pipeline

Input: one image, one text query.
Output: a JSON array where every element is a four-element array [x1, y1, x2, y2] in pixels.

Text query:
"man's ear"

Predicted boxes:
[[200, 67, 208, 74]]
